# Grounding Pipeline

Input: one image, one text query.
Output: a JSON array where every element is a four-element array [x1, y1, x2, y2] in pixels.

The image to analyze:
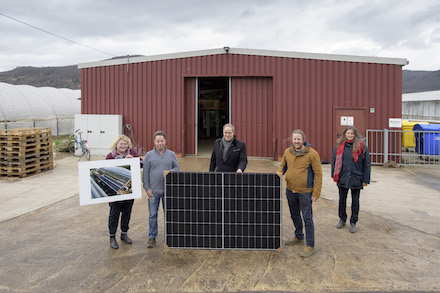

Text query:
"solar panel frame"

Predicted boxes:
[[164, 172, 282, 250]]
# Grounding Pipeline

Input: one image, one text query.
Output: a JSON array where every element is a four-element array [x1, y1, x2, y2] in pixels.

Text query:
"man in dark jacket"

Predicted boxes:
[[209, 124, 247, 172]]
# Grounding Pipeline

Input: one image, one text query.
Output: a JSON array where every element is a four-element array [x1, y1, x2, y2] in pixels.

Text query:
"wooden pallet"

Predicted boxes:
[[0, 128, 51, 141], [0, 138, 52, 148], [0, 127, 51, 136], [0, 148, 52, 158], [0, 128, 54, 178], [0, 156, 53, 167], [0, 164, 54, 178]]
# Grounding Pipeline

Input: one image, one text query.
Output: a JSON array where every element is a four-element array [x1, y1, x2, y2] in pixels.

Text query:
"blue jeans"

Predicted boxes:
[[338, 187, 361, 224], [148, 194, 164, 239], [286, 189, 315, 247]]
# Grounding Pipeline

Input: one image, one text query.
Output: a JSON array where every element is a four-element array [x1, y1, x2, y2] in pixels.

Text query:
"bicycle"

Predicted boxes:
[[68, 129, 91, 160]]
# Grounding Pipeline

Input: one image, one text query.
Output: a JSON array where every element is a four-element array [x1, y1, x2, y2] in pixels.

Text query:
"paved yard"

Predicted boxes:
[[0, 155, 439, 292]]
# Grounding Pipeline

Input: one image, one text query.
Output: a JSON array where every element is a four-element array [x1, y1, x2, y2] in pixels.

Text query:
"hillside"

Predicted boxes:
[[0, 65, 439, 93], [0, 65, 80, 90], [402, 70, 440, 93]]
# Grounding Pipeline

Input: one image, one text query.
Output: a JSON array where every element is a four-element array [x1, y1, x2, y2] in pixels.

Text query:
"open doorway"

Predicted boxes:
[[197, 77, 229, 156]]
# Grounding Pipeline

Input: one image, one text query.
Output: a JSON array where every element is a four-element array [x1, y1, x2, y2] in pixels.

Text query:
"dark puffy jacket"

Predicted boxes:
[[331, 141, 371, 189], [209, 137, 247, 172]]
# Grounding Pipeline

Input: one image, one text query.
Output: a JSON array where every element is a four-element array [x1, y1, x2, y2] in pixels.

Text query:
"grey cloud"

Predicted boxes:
[[327, 1, 440, 49], [1, 0, 440, 71]]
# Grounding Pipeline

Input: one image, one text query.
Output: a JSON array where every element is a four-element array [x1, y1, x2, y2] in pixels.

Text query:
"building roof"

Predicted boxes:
[[78, 47, 408, 69], [402, 90, 440, 102]]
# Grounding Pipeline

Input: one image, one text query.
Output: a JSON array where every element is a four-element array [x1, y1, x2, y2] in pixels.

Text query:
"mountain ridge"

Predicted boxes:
[[0, 65, 439, 93], [0, 65, 80, 90]]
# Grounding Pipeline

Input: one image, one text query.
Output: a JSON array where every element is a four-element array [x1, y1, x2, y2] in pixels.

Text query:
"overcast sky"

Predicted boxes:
[[1, 0, 439, 72]]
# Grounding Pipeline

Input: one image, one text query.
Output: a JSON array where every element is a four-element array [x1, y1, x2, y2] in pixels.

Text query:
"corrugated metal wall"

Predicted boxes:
[[402, 100, 440, 121], [81, 54, 403, 161], [231, 77, 273, 157]]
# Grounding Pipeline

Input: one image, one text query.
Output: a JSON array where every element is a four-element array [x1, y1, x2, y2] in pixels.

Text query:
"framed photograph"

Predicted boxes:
[[78, 157, 142, 205]]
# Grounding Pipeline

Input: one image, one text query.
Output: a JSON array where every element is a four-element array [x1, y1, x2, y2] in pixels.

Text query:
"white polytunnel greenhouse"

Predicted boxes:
[[0, 82, 81, 135]]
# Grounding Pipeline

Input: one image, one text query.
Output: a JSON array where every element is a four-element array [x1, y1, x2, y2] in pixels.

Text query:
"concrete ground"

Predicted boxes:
[[0, 153, 439, 292]]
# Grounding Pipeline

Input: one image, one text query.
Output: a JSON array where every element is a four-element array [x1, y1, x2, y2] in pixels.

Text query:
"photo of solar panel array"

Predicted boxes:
[[90, 166, 132, 198], [165, 172, 282, 250]]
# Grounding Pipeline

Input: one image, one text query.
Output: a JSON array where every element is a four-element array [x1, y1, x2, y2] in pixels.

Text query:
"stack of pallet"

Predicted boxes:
[[0, 128, 54, 178]]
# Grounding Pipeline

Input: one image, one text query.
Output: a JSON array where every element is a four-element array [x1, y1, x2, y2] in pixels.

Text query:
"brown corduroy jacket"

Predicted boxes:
[[277, 143, 322, 199]]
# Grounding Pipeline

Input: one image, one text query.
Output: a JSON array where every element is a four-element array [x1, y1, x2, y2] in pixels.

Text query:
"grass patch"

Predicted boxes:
[[52, 135, 71, 150]]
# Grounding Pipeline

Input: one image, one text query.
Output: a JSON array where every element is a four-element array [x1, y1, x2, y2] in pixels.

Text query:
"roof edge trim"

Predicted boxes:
[[77, 47, 408, 69]]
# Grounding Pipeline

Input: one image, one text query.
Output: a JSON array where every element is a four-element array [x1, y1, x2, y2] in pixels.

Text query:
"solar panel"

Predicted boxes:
[[165, 172, 282, 250]]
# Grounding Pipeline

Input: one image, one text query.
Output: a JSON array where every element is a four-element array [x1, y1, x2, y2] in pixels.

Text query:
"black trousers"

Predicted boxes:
[[338, 187, 361, 224], [108, 199, 134, 236]]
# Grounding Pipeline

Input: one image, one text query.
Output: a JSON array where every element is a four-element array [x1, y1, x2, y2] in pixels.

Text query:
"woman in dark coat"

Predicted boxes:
[[105, 135, 143, 249], [331, 126, 371, 233]]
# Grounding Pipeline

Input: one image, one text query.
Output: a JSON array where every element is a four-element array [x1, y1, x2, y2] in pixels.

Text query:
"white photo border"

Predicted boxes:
[[78, 157, 142, 205]]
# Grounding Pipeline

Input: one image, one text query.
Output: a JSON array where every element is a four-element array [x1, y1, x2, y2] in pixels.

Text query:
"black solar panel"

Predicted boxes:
[[165, 172, 282, 250]]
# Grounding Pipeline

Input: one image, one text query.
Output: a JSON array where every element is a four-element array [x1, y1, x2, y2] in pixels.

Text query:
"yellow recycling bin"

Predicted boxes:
[[402, 120, 428, 148]]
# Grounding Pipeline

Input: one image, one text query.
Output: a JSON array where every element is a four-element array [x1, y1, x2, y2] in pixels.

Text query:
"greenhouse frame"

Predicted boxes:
[[0, 82, 81, 135]]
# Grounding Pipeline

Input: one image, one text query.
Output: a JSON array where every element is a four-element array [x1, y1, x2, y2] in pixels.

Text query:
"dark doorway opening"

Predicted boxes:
[[197, 77, 229, 156]]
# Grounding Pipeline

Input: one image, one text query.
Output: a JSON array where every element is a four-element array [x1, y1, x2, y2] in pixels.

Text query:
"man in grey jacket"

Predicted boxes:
[[142, 131, 180, 248]]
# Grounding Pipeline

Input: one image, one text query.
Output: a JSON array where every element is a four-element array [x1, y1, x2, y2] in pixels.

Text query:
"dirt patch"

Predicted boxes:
[[54, 150, 72, 161]]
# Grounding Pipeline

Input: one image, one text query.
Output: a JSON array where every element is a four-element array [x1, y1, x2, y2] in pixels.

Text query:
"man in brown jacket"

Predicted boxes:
[[277, 129, 322, 257]]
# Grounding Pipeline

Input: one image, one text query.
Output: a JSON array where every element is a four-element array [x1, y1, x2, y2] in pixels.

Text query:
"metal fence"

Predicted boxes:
[[366, 129, 440, 165]]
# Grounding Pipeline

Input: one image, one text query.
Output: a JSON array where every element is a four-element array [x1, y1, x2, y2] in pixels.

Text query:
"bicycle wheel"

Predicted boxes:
[[83, 142, 91, 160], [68, 141, 78, 156]]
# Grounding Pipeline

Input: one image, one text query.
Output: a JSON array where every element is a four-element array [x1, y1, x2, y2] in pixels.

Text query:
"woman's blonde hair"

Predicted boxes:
[[110, 135, 132, 150]]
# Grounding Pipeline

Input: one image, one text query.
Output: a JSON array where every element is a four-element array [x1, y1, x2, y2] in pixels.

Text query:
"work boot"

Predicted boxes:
[[336, 220, 346, 229], [147, 238, 156, 248], [350, 223, 357, 233], [110, 236, 119, 249], [284, 237, 304, 245], [299, 246, 315, 257], [121, 233, 133, 244]]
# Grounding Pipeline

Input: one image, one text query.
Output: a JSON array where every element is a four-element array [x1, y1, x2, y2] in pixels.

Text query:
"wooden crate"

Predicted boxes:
[[0, 128, 54, 178]]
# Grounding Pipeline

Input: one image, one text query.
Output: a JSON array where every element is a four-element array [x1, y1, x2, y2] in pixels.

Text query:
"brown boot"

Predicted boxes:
[[299, 246, 315, 257], [284, 237, 304, 245]]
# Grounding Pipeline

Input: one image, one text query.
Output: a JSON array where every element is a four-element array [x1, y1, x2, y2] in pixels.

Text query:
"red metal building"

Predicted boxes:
[[78, 48, 407, 162]]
